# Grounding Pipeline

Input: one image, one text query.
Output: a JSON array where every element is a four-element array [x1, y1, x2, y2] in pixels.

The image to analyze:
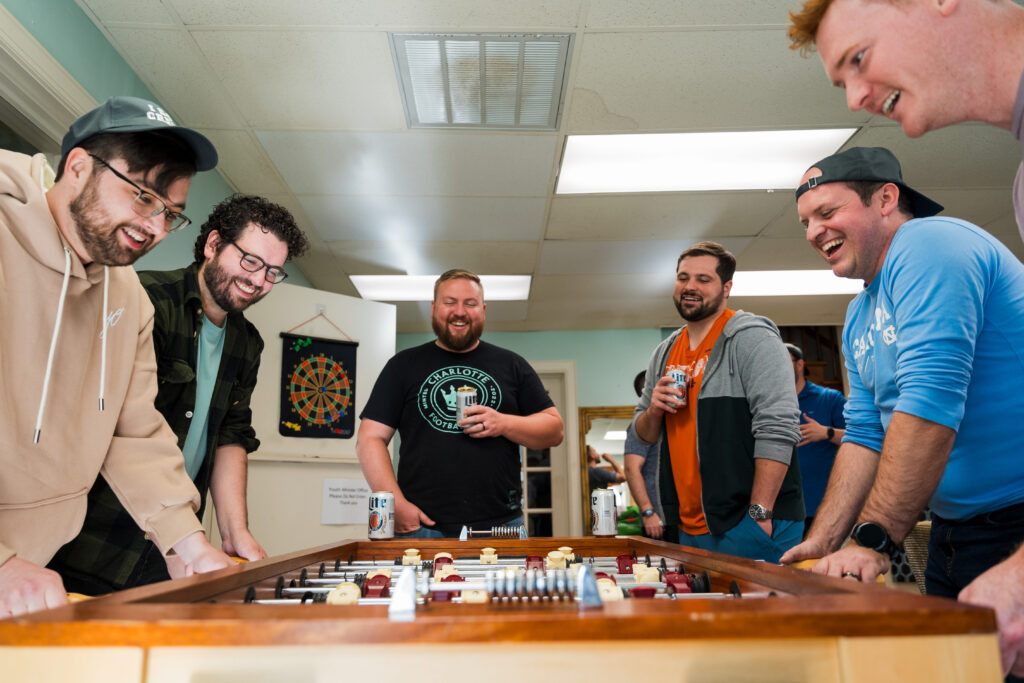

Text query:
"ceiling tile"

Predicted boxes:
[[547, 191, 793, 240], [326, 240, 538, 275], [586, 0, 799, 28], [539, 238, 752, 275], [80, 0, 178, 24], [106, 27, 241, 128], [257, 130, 558, 196], [192, 30, 406, 130], [168, 0, 583, 29], [301, 196, 547, 241], [567, 30, 868, 132], [198, 129, 290, 195]]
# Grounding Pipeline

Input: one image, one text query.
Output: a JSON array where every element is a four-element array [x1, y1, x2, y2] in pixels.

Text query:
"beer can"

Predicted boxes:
[[456, 386, 478, 423], [368, 492, 395, 540], [591, 488, 617, 537], [667, 365, 689, 406]]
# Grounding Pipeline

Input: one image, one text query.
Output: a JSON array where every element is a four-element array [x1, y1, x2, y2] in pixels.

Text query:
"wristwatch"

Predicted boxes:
[[851, 521, 898, 557], [826, 427, 835, 440], [747, 503, 773, 521], [642, 508, 656, 518]]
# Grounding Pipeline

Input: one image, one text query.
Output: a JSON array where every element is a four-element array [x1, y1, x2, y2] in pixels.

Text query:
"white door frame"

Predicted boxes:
[[529, 359, 581, 536]]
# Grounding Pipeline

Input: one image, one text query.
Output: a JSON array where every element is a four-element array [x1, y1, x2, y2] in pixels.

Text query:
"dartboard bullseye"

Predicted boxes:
[[289, 354, 351, 425]]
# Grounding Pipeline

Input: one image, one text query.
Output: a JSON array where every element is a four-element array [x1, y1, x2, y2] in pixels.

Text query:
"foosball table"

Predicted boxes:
[[0, 536, 1001, 682]]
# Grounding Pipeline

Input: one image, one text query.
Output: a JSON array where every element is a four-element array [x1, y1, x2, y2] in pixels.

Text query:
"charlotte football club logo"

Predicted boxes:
[[417, 365, 502, 433]]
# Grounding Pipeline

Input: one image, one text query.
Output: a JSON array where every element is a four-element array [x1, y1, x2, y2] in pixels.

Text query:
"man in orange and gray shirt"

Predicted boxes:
[[632, 242, 804, 562]]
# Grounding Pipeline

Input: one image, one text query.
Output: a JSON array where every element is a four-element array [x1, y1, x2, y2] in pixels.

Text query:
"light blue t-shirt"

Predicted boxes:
[[181, 315, 226, 479], [842, 216, 1024, 520]]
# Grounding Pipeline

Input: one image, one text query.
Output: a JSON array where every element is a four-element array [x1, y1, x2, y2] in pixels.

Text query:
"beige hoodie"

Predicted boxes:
[[0, 150, 202, 567]]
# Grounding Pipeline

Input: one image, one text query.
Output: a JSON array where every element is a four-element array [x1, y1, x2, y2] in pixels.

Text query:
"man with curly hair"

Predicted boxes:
[[49, 195, 309, 592]]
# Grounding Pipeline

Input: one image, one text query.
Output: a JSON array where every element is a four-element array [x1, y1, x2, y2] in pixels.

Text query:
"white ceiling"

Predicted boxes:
[[75, 0, 1024, 332]]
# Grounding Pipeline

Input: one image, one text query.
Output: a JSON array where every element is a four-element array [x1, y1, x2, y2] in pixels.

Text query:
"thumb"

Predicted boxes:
[[419, 510, 436, 526]]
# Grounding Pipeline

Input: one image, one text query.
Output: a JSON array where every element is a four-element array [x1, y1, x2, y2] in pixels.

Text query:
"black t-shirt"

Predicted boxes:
[[360, 340, 555, 532]]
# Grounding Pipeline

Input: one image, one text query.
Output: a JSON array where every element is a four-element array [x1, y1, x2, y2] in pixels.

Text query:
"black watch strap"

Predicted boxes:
[[851, 521, 898, 557], [826, 426, 835, 440]]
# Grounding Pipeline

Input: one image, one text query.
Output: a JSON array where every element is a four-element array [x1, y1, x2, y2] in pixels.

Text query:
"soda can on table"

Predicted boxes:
[[667, 365, 689, 406], [456, 385, 478, 424], [368, 492, 395, 540], [591, 488, 617, 537]]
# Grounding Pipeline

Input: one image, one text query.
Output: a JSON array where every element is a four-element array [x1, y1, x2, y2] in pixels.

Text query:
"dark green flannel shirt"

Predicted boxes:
[[47, 263, 263, 593]]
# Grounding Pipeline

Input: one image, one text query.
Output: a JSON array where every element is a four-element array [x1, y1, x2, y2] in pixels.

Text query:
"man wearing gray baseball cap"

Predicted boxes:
[[781, 146, 1024, 677], [0, 96, 232, 617]]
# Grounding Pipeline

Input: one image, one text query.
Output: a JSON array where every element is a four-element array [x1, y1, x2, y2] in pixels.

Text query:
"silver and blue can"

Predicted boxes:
[[591, 488, 617, 537], [667, 366, 689, 406], [368, 491, 395, 540], [456, 386, 478, 424]]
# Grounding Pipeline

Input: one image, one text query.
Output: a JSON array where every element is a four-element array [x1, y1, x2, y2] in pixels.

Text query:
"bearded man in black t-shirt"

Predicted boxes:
[[356, 269, 564, 538]]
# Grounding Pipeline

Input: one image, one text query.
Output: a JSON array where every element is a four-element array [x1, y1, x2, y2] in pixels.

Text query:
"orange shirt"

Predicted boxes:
[[663, 309, 734, 535]]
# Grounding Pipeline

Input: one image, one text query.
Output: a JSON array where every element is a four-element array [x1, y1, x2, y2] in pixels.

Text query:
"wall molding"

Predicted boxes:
[[0, 3, 95, 153]]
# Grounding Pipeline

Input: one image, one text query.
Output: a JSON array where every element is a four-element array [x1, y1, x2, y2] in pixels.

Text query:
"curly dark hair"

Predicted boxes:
[[194, 194, 309, 264]]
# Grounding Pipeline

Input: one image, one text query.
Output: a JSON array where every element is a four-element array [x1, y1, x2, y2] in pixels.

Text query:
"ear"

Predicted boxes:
[[934, 0, 959, 19], [878, 183, 902, 217], [203, 229, 222, 261], [722, 279, 733, 299], [62, 147, 94, 191]]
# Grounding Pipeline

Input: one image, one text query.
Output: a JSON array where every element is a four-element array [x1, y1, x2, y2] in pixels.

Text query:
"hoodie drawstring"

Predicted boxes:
[[99, 266, 108, 411], [34, 248, 72, 443]]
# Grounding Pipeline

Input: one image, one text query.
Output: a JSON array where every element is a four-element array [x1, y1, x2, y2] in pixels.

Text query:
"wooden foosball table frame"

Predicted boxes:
[[0, 536, 1001, 682]]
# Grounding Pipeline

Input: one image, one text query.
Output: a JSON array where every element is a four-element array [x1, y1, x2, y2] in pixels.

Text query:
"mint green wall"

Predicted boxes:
[[1, 0, 310, 285], [397, 328, 668, 407]]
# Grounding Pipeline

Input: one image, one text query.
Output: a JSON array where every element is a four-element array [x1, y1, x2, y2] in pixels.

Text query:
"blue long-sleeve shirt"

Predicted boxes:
[[843, 216, 1024, 520]]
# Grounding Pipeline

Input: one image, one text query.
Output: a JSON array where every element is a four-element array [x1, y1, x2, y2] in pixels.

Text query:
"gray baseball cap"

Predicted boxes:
[[795, 147, 942, 218], [61, 96, 217, 172]]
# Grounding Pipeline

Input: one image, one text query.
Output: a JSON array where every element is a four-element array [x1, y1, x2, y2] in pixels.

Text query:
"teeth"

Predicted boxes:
[[123, 227, 145, 244], [236, 281, 255, 294], [822, 239, 844, 254], [882, 89, 900, 115]]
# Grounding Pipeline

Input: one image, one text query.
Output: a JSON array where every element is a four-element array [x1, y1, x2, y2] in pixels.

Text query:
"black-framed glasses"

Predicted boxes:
[[89, 154, 191, 233], [229, 242, 288, 283]]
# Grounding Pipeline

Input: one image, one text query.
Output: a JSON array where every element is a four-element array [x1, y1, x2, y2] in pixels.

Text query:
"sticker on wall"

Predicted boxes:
[[280, 333, 357, 438]]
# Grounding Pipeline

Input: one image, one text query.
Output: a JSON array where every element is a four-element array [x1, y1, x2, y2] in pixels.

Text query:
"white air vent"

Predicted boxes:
[[390, 33, 573, 130]]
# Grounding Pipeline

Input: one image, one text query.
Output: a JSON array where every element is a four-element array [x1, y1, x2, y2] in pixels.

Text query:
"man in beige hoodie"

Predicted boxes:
[[0, 96, 234, 617]]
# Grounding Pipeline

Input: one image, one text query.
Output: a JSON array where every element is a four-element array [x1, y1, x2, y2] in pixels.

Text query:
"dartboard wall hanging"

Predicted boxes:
[[279, 333, 357, 438]]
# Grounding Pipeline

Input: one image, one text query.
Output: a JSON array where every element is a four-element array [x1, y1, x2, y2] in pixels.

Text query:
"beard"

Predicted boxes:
[[674, 289, 725, 323], [432, 314, 483, 352], [202, 256, 267, 314], [69, 176, 154, 266]]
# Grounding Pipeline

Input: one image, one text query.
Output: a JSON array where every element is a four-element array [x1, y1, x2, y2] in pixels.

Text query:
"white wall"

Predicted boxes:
[[209, 283, 396, 556]]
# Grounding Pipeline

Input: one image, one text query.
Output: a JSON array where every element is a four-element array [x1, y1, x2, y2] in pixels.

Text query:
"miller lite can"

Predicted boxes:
[[368, 492, 395, 540], [456, 386, 478, 424], [667, 365, 689, 406], [591, 488, 617, 537]]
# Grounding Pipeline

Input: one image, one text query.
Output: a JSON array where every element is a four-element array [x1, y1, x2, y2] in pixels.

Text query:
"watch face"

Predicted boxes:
[[854, 522, 887, 551]]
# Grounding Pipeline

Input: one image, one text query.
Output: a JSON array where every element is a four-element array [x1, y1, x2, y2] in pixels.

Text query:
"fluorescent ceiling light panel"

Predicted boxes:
[[604, 430, 628, 441], [350, 275, 532, 301], [730, 270, 863, 297], [390, 32, 573, 130], [556, 129, 857, 194]]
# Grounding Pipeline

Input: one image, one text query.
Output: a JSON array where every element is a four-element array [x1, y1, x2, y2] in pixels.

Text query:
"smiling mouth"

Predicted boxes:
[[234, 279, 257, 296], [821, 238, 844, 258], [882, 89, 900, 116], [121, 226, 150, 249], [681, 294, 702, 305]]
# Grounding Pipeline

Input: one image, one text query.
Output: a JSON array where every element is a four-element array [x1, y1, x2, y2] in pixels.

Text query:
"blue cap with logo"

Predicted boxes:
[[61, 96, 217, 172]]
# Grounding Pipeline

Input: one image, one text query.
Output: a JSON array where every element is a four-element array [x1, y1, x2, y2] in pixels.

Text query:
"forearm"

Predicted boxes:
[[624, 456, 653, 510], [500, 408, 563, 449], [749, 457, 789, 509], [634, 408, 662, 444], [829, 428, 846, 445], [808, 441, 880, 551], [356, 436, 403, 497], [209, 444, 252, 541], [858, 411, 954, 541]]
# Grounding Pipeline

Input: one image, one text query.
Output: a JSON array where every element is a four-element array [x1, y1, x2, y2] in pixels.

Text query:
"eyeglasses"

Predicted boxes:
[[229, 242, 288, 283], [89, 154, 191, 233]]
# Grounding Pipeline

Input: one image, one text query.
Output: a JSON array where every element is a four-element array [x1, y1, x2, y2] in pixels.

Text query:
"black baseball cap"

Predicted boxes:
[[784, 343, 803, 360], [794, 147, 942, 218], [61, 96, 218, 172]]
